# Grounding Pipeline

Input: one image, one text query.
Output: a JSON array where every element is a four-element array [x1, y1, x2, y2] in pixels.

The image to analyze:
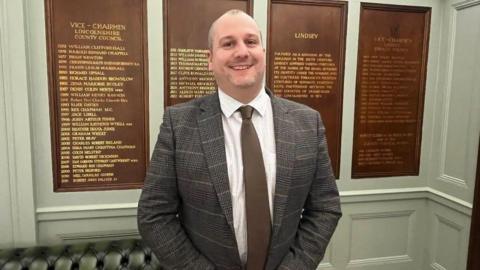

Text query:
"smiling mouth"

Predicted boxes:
[[230, 65, 252, 70]]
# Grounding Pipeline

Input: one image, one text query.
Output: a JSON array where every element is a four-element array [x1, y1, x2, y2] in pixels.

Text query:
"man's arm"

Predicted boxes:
[[137, 108, 215, 270], [278, 112, 342, 269]]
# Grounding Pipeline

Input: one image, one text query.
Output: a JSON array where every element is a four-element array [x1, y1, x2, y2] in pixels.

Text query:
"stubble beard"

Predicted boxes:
[[228, 69, 264, 91]]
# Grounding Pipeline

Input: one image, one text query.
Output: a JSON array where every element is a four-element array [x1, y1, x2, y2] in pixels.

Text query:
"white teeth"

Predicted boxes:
[[232, 65, 250, 70]]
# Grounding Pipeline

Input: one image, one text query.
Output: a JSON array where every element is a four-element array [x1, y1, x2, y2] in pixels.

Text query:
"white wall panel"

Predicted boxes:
[[327, 196, 427, 270], [430, 0, 480, 202], [6, 188, 469, 270], [0, 1, 14, 247], [427, 200, 471, 270], [0, 0, 36, 247], [349, 211, 412, 262], [36, 203, 138, 244], [433, 216, 462, 269], [442, 0, 480, 182], [318, 244, 334, 270], [38, 217, 138, 245]]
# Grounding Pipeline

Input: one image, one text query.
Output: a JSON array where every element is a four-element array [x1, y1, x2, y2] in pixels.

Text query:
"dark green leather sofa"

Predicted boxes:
[[0, 239, 163, 270]]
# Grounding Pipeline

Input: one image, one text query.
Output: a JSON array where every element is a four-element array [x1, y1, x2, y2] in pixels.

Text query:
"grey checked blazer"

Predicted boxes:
[[137, 90, 341, 270]]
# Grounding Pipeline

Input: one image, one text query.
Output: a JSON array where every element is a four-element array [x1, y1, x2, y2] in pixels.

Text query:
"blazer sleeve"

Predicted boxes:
[[277, 112, 342, 270], [137, 108, 215, 270]]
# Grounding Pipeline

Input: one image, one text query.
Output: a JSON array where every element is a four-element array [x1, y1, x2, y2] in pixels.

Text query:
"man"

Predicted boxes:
[[138, 10, 341, 270]]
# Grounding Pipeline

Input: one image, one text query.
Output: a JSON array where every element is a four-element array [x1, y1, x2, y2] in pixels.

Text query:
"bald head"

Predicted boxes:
[[208, 9, 262, 50], [206, 9, 266, 103]]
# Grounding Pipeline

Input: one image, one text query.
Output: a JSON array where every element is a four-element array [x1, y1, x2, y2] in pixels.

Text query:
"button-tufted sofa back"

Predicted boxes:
[[0, 239, 163, 270]]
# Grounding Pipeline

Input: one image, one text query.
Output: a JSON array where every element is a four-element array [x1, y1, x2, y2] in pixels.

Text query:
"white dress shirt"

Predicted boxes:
[[218, 88, 277, 265]]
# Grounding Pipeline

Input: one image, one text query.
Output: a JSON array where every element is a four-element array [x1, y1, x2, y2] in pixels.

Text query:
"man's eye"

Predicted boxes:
[[246, 39, 258, 46], [222, 42, 234, 48]]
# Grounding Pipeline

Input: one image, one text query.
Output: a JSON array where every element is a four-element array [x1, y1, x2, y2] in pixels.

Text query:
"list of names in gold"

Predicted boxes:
[[57, 22, 140, 184], [272, 51, 338, 99], [356, 132, 414, 166], [356, 36, 420, 168], [169, 48, 215, 100]]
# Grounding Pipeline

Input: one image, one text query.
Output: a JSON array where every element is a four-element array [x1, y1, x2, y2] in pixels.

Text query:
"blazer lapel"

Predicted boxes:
[[270, 96, 296, 240], [197, 93, 236, 234], [196, 91, 296, 256]]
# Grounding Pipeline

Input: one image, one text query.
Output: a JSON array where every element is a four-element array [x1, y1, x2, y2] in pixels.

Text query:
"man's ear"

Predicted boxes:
[[207, 50, 213, 71]]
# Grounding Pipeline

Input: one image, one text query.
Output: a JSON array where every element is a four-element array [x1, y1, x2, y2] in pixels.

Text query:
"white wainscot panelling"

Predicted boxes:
[[334, 195, 428, 270], [430, 216, 461, 270], [428, 201, 470, 270], [38, 218, 139, 245], [347, 210, 414, 269], [437, 0, 480, 193], [318, 240, 334, 270], [37, 204, 138, 244]]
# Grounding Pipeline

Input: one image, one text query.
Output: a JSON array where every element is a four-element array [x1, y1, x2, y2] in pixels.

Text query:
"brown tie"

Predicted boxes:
[[239, 105, 271, 270]]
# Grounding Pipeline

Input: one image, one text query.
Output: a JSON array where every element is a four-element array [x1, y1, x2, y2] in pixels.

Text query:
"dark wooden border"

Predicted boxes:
[[267, 0, 348, 178], [467, 135, 480, 270], [351, 3, 431, 178], [45, 0, 149, 192], [44, 0, 57, 190], [163, 0, 253, 107]]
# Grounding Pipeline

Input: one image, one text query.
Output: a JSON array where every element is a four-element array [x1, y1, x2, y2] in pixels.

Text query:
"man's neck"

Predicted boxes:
[[220, 86, 263, 104]]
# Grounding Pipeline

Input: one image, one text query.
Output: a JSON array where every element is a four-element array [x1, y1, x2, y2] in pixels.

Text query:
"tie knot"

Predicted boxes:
[[238, 105, 254, 120]]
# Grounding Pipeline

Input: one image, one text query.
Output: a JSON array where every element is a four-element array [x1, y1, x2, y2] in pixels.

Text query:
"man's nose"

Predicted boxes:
[[233, 42, 249, 58]]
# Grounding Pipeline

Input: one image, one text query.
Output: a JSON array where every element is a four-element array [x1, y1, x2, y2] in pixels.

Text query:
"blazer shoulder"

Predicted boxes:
[[166, 96, 203, 112], [272, 96, 325, 133], [165, 93, 216, 121], [274, 96, 319, 117]]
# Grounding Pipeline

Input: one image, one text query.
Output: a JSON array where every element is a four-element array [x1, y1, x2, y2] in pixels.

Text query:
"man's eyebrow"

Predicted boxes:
[[218, 36, 234, 42], [218, 33, 259, 41], [244, 33, 260, 38]]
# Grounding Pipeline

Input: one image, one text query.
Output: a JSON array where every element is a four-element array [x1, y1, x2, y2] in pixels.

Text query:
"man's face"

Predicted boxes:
[[208, 14, 266, 94]]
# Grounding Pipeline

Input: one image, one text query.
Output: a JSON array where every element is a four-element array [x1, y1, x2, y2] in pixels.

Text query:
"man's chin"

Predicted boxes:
[[231, 78, 258, 89]]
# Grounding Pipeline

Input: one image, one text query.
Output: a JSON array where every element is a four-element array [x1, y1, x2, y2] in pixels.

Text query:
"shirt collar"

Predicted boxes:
[[218, 88, 270, 118]]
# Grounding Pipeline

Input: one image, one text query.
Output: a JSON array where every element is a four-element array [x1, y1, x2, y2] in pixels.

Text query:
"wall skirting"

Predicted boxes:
[[342, 187, 471, 212], [34, 187, 472, 246], [36, 188, 471, 222], [57, 230, 140, 244], [36, 203, 138, 221]]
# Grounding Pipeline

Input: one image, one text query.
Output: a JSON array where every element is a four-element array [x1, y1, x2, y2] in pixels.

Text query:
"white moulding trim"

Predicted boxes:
[[346, 255, 413, 267], [427, 187, 472, 210], [435, 214, 464, 232], [438, 174, 468, 188], [340, 187, 429, 197], [350, 210, 414, 220], [317, 262, 334, 270], [36, 188, 472, 222], [36, 203, 138, 221], [453, 0, 480, 10], [37, 202, 138, 213], [57, 229, 140, 243], [341, 187, 471, 205], [431, 262, 447, 270]]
